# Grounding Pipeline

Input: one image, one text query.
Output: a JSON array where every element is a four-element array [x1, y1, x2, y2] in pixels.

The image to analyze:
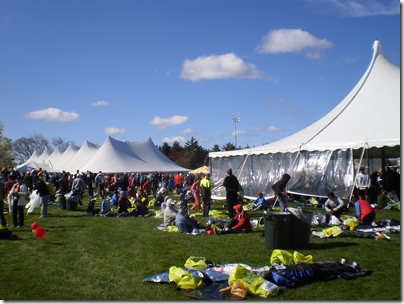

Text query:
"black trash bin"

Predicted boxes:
[[66, 199, 78, 211], [264, 212, 291, 250], [59, 196, 66, 210], [289, 209, 313, 248]]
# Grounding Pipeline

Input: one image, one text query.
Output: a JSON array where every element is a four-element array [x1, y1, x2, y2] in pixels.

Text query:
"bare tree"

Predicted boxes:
[[51, 136, 73, 149], [12, 132, 51, 164], [0, 121, 15, 168]]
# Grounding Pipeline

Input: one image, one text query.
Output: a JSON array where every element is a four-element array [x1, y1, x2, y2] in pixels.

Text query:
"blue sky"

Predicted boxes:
[[0, 0, 400, 151]]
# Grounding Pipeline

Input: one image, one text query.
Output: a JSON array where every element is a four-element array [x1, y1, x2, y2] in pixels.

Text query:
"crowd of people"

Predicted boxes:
[[0, 164, 400, 233]]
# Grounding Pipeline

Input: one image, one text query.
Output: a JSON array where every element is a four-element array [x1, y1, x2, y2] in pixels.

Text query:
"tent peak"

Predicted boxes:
[[373, 40, 383, 57]]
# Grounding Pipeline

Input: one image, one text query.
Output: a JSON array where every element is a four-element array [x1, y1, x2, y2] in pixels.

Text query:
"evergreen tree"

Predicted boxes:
[[211, 144, 221, 152], [222, 142, 236, 151], [158, 142, 172, 157]]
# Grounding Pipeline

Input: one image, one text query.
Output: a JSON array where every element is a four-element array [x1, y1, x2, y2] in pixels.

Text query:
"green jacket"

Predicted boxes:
[[200, 177, 212, 198]]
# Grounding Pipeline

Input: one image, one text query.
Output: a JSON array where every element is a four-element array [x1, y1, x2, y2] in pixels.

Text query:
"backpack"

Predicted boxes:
[[45, 182, 56, 195]]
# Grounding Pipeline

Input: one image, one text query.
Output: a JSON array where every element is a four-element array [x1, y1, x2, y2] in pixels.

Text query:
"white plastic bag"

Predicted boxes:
[[25, 190, 42, 214]]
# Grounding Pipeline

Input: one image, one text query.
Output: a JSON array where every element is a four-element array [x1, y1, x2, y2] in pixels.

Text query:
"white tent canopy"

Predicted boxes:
[[210, 41, 399, 158], [52, 143, 81, 171], [46, 146, 66, 168], [26, 150, 41, 163], [36, 148, 52, 166], [77, 136, 189, 173], [15, 161, 61, 173], [208, 40, 400, 199], [62, 140, 100, 173]]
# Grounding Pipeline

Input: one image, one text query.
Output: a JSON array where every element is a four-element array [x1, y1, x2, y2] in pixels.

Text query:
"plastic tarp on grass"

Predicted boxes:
[[208, 41, 400, 200]]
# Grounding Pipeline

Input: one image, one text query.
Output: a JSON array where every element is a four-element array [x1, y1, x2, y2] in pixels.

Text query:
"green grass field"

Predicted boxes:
[[0, 193, 400, 300]]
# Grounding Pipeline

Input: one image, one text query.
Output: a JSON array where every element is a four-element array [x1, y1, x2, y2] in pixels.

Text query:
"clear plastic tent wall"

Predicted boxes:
[[210, 149, 354, 200]]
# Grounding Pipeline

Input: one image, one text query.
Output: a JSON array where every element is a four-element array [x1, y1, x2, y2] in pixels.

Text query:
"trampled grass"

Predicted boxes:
[[0, 193, 400, 300]]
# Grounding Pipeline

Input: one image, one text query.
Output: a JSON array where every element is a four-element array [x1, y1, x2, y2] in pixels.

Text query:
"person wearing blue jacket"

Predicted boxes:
[[249, 192, 269, 211]]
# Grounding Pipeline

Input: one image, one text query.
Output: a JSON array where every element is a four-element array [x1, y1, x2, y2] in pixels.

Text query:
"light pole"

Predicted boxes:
[[232, 117, 240, 149]]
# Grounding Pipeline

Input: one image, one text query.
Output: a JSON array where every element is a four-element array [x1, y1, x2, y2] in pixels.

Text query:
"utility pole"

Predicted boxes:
[[232, 117, 240, 150]]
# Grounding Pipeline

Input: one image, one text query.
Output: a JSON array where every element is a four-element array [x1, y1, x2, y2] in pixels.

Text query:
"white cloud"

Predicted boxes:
[[256, 29, 333, 59], [180, 53, 278, 82], [104, 127, 127, 134], [230, 129, 247, 136], [251, 126, 282, 132], [325, 0, 399, 17], [25, 108, 79, 122], [162, 136, 187, 144], [91, 100, 109, 107], [198, 136, 213, 143], [150, 115, 193, 130], [269, 97, 285, 102], [180, 128, 196, 135]]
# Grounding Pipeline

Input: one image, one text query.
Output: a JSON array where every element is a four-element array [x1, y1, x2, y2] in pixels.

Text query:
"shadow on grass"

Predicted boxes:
[[305, 242, 359, 250]]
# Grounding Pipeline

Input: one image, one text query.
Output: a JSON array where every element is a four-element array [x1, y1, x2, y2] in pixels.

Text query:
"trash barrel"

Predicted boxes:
[[66, 199, 77, 211], [289, 210, 313, 248], [59, 196, 66, 210], [264, 212, 291, 250]]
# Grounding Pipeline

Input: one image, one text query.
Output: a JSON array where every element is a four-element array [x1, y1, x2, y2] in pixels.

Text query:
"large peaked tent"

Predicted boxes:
[[36, 148, 52, 167], [52, 143, 81, 171], [61, 140, 100, 173], [15, 161, 61, 173], [46, 146, 66, 168], [77, 136, 189, 173], [209, 40, 400, 199]]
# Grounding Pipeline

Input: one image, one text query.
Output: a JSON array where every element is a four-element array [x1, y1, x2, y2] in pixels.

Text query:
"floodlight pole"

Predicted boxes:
[[232, 117, 240, 150]]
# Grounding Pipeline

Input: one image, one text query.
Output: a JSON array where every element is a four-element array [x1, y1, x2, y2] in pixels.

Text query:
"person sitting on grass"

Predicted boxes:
[[130, 199, 149, 217], [178, 193, 192, 210], [355, 195, 375, 225], [86, 197, 100, 215], [376, 190, 389, 209], [175, 207, 194, 234], [323, 192, 346, 220], [155, 192, 164, 207], [111, 190, 119, 206], [163, 199, 178, 227], [249, 192, 269, 211], [213, 204, 252, 234], [101, 196, 112, 214], [100, 197, 130, 217]]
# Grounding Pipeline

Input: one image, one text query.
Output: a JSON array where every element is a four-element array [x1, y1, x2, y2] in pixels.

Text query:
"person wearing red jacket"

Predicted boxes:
[[354, 195, 375, 225], [213, 204, 252, 234], [142, 179, 152, 195]]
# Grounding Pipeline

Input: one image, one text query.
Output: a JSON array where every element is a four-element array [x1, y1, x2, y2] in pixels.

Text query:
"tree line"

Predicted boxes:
[[0, 121, 253, 170]]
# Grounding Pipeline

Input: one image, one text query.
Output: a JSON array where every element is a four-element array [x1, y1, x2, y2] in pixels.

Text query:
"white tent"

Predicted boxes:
[[26, 150, 41, 163], [61, 140, 100, 173], [15, 161, 61, 173], [46, 146, 66, 168], [78, 136, 189, 173], [52, 143, 81, 171], [209, 40, 400, 199], [36, 148, 52, 167]]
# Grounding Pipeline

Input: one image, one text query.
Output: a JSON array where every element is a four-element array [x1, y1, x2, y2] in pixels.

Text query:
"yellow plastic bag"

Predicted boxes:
[[270, 250, 294, 265], [167, 225, 179, 233], [168, 266, 204, 290], [148, 199, 155, 207], [343, 217, 360, 228], [184, 256, 208, 270], [228, 264, 279, 298], [322, 226, 347, 238], [293, 251, 313, 264]]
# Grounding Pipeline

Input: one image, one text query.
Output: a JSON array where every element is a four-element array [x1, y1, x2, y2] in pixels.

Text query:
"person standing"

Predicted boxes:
[[10, 176, 28, 227], [71, 173, 86, 205], [0, 176, 7, 228], [190, 175, 202, 211], [355, 167, 370, 200], [174, 172, 182, 194], [272, 174, 291, 212], [222, 168, 240, 218], [34, 177, 50, 218], [200, 173, 212, 218]]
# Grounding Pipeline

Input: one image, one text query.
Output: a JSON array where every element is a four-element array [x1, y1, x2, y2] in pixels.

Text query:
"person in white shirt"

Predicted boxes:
[[355, 167, 370, 200]]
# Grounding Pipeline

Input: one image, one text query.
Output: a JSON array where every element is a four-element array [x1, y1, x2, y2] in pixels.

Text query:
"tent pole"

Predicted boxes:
[[237, 153, 250, 180], [381, 147, 387, 190], [349, 146, 366, 205]]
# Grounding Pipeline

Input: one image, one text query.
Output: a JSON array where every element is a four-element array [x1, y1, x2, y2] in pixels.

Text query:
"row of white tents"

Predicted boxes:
[[17, 137, 190, 174], [208, 40, 400, 200]]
